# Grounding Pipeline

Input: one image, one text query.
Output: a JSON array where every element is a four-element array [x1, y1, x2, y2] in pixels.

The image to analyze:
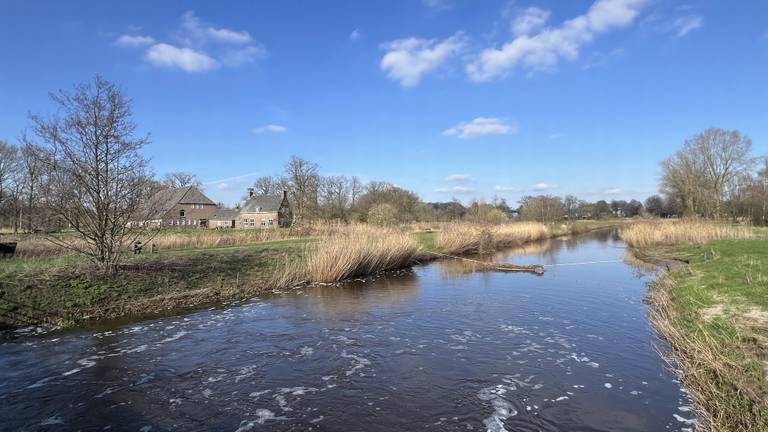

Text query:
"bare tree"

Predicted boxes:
[[319, 175, 351, 221], [252, 175, 281, 196], [283, 156, 319, 224], [661, 128, 754, 218], [0, 140, 19, 207], [563, 195, 578, 219], [31, 75, 154, 272], [17, 134, 46, 232], [162, 171, 202, 189], [349, 176, 363, 208]]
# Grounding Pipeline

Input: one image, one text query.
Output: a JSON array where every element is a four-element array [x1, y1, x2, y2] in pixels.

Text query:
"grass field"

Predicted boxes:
[[627, 223, 768, 431]]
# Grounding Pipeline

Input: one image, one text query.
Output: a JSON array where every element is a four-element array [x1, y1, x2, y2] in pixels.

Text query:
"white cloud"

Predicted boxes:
[[672, 15, 703, 37], [511, 7, 551, 36], [442, 117, 517, 139], [252, 124, 287, 134], [180, 11, 251, 44], [496, 183, 559, 193], [423, 0, 451, 11], [350, 29, 361, 41], [217, 183, 231, 191], [145, 43, 219, 73], [220, 45, 267, 67], [434, 186, 475, 194], [603, 187, 622, 194], [495, 185, 525, 193], [467, 0, 647, 81], [445, 174, 473, 182], [120, 11, 265, 73], [115, 35, 156, 47], [380, 32, 466, 86], [530, 183, 559, 191]]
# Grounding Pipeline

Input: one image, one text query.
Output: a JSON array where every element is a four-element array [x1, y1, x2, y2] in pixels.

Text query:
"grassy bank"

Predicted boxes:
[[1, 220, 619, 330], [623, 221, 767, 431]]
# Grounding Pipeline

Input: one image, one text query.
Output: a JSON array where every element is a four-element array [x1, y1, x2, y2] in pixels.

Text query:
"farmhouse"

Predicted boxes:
[[144, 186, 218, 228], [238, 189, 293, 228]]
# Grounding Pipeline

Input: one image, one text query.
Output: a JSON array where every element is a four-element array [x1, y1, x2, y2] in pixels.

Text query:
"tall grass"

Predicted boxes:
[[437, 222, 550, 255], [270, 226, 420, 284], [621, 219, 752, 248]]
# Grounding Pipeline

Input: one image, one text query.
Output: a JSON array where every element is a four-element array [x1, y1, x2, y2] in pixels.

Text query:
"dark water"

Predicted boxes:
[[0, 230, 695, 431]]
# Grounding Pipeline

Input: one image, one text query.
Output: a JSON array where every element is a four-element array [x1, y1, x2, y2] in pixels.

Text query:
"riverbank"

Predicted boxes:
[[625, 223, 767, 431], [1, 220, 620, 331]]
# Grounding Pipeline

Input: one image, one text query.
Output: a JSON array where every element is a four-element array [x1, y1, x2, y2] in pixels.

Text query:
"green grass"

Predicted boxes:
[[0, 237, 315, 329], [648, 238, 768, 430], [413, 231, 438, 252], [665, 239, 768, 324]]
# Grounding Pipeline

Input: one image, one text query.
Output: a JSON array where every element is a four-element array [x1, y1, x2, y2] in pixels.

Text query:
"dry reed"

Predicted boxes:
[[621, 219, 752, 248], [436, 222, 550, 255]]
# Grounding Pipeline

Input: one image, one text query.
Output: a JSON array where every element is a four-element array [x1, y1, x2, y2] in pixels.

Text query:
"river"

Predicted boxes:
[[0, 229, 695, 431]]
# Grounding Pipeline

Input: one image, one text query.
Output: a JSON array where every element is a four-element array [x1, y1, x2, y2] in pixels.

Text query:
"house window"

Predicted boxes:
[[180, 209, 185, 217], [268, 219, 274, 226], [261, 219, 266, 227]]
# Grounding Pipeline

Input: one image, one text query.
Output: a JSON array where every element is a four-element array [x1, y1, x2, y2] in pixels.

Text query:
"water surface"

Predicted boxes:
[[0, 230, 694, 431]]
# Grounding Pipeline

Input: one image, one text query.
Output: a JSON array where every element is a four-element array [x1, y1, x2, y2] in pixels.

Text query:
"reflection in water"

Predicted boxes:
[[0, 230, 694, 431], [296, 269, 420, 315]]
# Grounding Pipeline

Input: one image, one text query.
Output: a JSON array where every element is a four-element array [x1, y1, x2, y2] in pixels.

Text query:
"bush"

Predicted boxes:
[[368, 203, 398, 227]]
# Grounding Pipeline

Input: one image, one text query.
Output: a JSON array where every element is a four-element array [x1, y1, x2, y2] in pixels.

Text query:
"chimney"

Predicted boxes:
[[248, 188, 254, 198]]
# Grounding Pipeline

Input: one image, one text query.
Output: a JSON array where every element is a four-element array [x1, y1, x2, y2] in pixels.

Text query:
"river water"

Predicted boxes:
[[0, 230, 695, 431]]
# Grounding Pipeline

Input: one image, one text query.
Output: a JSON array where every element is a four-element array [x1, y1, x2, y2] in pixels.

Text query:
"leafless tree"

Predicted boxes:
[[252, 175, 281, 196], [0, 140, 20, 207], [661, 128, 754, 217], [319, 175, 351, 221], [162, 171, 202, 189], [17, 134, 46, 232], [30, 75, 155, 272], [349, 176, 363, 208], [283, 156, 319, 224]]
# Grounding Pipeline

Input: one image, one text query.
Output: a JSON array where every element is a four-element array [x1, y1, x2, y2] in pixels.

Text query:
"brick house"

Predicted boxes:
[[237, 189, 293, 229], [145, 186, 218, 228]]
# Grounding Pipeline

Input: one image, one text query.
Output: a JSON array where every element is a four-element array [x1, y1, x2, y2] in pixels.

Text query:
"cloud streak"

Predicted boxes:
[[443, 117, 517, 139], [252, 124, 287, 134]]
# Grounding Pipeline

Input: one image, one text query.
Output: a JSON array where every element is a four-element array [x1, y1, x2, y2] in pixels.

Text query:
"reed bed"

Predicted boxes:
[[621, 219, 752, 248], [269, 227, 420, 284], [436, 222, 550, 255]]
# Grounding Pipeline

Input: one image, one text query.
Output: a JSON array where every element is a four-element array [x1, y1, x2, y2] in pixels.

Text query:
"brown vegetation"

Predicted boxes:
[[621, 219, 751, 248]]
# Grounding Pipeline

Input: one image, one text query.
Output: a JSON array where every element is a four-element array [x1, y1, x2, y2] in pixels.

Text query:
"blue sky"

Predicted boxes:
[[1, 0, 767, 206]]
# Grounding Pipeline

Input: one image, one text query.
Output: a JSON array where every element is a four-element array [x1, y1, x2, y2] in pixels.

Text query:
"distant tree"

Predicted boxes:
[[661, 128, 754, 217], [252, 175, 281, 196], [518, 195, 564, 222], [30, 75, 154, 272], [355, 182, 420, 222], [162, 171, 202, 189], [18, 135, 46, 232], [644, 195, 664, 216], [623, 200, 643, 217], [594, 200, 611, 218], [563, 195, 578, 219], [283, 156, 320, 224], [0, 140, 19, 207], [367, 203, 398, 227], [319, 175, 351, 221]]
